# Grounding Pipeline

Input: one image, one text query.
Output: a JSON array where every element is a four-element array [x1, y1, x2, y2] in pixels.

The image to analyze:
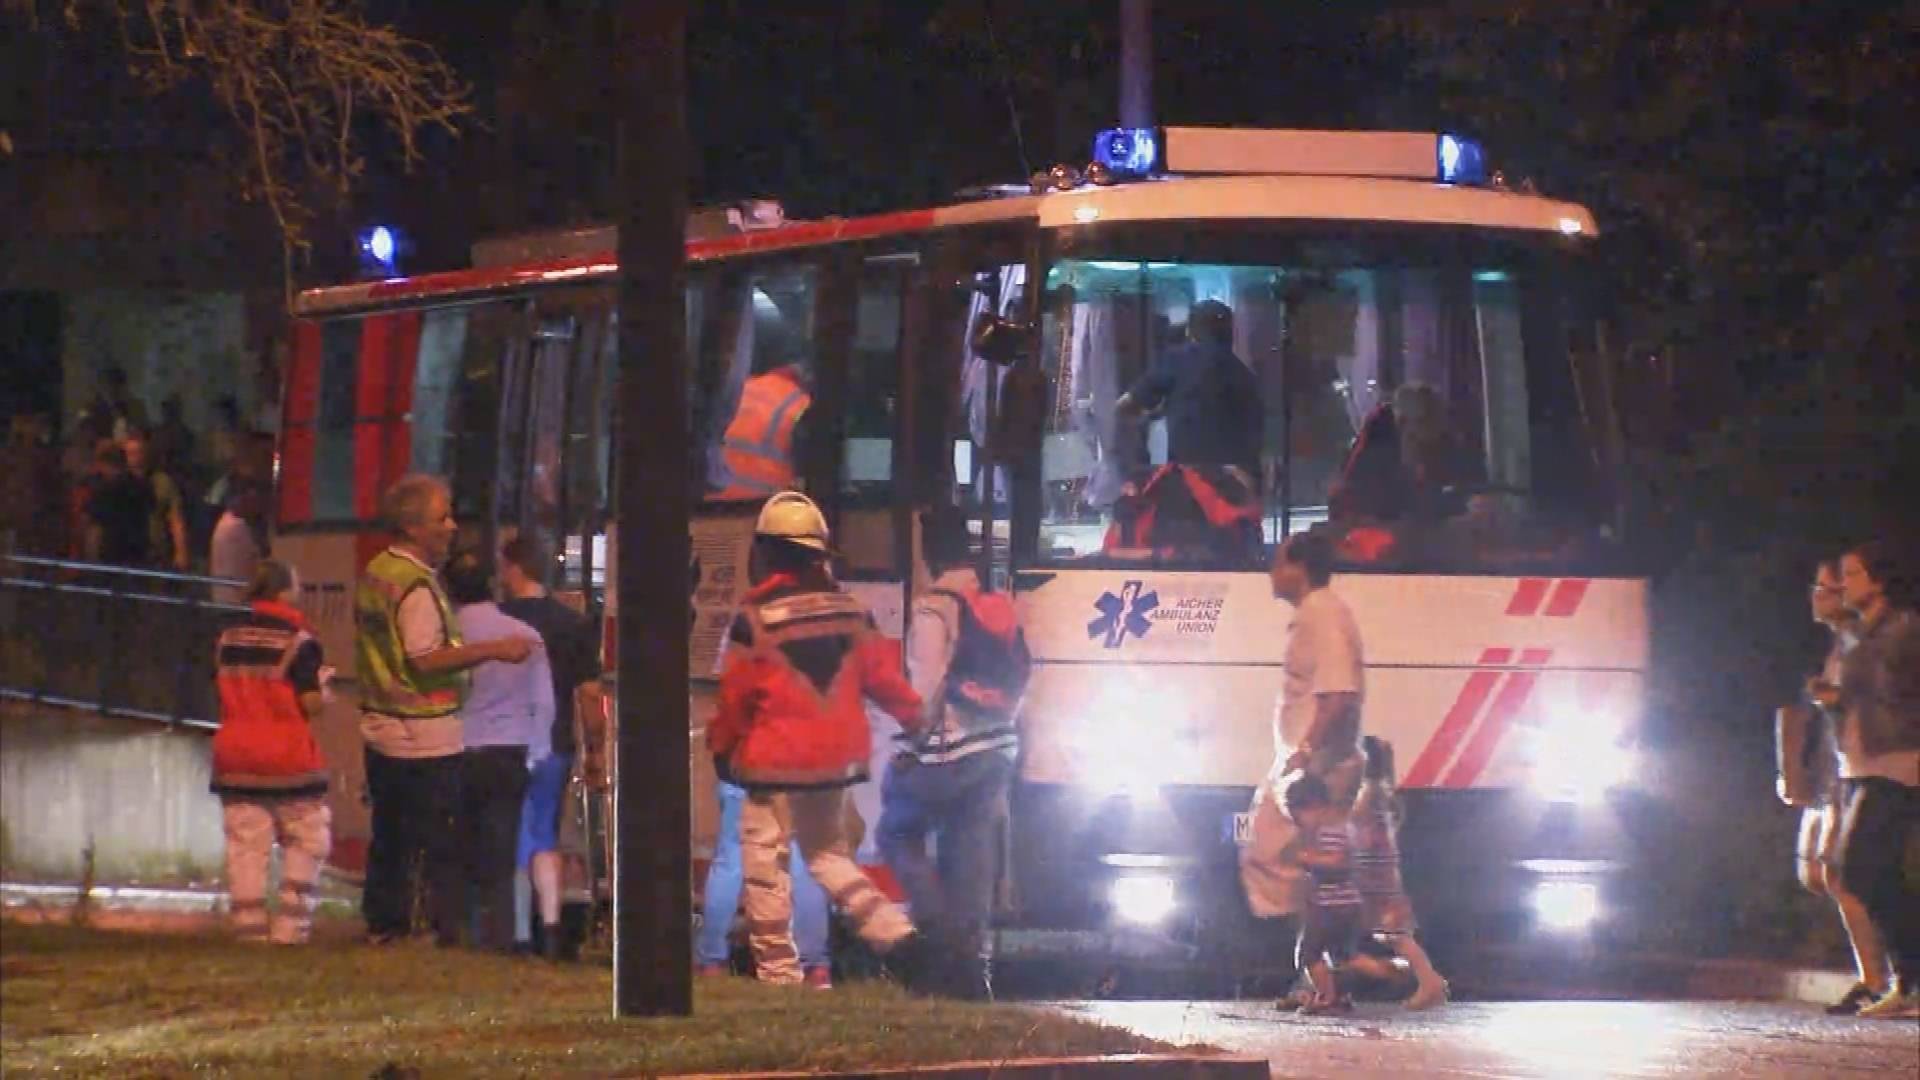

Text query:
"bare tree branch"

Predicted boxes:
[[7, 0, 472, 300]]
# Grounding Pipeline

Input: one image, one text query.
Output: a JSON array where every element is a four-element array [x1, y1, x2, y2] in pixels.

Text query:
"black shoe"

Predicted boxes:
[[882, 931, 938, 994], [1826, 982, 1879, 1016], [540, 924, 565, 963]]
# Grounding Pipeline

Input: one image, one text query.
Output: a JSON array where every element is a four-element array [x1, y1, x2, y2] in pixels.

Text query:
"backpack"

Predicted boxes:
[[929, 585, 1031, 722]]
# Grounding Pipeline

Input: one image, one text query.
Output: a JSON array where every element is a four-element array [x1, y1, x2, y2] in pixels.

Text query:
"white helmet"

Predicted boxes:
[[754, 491, 831, 553]]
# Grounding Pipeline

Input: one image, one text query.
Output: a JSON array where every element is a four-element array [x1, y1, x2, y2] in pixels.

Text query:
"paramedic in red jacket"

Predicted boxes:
[[709, 491, 927, 984], [211, 559, 332, 944]]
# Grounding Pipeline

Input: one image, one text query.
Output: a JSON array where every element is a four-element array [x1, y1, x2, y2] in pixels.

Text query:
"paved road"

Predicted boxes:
[[1049, 999, 1919, 1078]]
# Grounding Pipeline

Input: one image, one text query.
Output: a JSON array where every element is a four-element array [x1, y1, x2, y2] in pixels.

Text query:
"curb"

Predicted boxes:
[[1461, 945, 1855, 1007], [662, 1054, 1268, 1080]]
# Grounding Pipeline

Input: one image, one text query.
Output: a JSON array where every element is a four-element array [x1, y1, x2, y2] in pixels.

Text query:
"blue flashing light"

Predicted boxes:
[[1438, 134, 1487, 185], [1093, 127, 1160, 179], [356, 224, 403, 277]]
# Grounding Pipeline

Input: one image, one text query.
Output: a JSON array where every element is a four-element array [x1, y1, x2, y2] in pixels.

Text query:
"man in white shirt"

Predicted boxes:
[[1240, 530, 1367, 959]]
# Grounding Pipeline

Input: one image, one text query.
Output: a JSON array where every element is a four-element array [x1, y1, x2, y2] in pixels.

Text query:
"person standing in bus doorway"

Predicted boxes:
[[1240, 528, 1366, 1002], [879, 505, 1029, 1000], [713, 351, 814, 501], [1778, 557, 1886, 1015], [497, 534, 600, 962], [444, 550, 552, 954], [355, 474, 535, 947], [708, 491, 930, 986], [210, 559, 331, 944], [1823, 541, 1920, 1018]]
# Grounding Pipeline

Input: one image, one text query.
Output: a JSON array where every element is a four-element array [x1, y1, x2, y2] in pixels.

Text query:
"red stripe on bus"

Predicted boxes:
[[277, 428, 315, 525], [286, 321, 323, 423], [277, 322, 323, 524], [355, 531, 387, 577], [1402, 647, 1512, 789], [1441, 648, 1553, 788], [322, 210, 947, 314], [353, 317, 396, 521], [1543, 578, 1590, 617], [1506, 578, 1550, 616]]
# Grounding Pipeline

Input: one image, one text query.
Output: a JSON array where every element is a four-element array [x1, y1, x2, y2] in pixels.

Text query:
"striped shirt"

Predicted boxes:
[[1351, 800, 1405, 898], [1308, 822, 1363, 907]]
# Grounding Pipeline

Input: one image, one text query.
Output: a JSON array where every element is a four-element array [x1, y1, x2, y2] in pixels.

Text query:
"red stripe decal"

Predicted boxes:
[[276, 322, 323, 524], [353, 317, 393, 520], [1442, 649, 1553, 788], [1543, 578, 1590, 617], [1402, 647, 1512, 789], [355, 531, 387, 577], [277, 428, 315, 525], [1506, 578, 1550, 616], [285, 321, 322, 424]]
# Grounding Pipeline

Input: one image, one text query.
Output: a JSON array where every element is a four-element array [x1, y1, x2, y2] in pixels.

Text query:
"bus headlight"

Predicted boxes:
[[1532, 879, 1601, 931], [1110, 874, 1178, 926], [1528, 705, 1635, 804]]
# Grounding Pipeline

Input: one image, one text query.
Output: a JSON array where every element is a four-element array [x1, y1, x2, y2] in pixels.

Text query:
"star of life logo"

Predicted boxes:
[[1088, 580, 1158, 648]]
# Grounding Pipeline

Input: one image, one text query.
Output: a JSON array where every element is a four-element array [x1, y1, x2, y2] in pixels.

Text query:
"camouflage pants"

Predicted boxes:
[[222, 796, 331, 944], [739, 788, 912, 983]]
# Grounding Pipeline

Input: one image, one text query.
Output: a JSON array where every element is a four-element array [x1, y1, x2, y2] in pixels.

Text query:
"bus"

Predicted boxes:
[[282, 126, 1645, 978]]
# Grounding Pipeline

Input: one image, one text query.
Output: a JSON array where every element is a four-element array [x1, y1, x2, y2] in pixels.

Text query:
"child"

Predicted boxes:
[[1353, 736, 1448, 1009], [1284, 771, 1363, 1014]]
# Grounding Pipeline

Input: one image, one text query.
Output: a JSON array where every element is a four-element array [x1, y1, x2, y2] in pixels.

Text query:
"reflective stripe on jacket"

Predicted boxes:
[[710, 573, 922, 789], [716, 368, 810, 500], [354, 548, 465, 719], [212, 599, 327, 796]]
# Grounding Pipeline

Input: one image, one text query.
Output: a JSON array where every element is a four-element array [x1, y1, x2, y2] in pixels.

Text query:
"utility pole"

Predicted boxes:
[[1119, 0, 1153, 128], [612, 0, 691, 1018]]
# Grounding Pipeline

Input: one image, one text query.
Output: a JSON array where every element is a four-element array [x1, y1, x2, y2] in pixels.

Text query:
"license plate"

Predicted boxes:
[[1225, 812, 1253, 848]]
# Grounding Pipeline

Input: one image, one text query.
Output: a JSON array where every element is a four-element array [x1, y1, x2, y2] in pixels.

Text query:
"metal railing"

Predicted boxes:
[[0, 555, 251, 731]]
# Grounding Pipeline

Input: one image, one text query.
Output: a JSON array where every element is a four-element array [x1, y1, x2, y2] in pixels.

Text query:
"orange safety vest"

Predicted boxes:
[[717, 368, 811, 500]]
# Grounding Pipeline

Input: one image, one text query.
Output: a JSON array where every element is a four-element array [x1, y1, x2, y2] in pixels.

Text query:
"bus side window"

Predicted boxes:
[[835, 253, 911, 577], [447, 302, 524, 533], [702, 261, 820, 502], [410, 308, 469, 480]]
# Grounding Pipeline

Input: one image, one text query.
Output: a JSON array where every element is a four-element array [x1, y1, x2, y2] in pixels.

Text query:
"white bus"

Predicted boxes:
[[284, 126, 1644, 975]]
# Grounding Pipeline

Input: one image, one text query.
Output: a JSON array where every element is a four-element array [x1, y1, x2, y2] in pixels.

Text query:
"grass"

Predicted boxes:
[[0, 922, 1170, 1078]]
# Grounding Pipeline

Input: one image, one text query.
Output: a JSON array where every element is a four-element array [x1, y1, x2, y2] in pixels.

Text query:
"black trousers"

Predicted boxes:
[[460, 746, 530, 952], [362, 748, 464, 942], [1836, 776, 1920, 985]]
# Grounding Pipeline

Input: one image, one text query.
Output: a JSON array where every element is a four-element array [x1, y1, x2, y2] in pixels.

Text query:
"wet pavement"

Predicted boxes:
[[1047, 999, 1919, 1078]]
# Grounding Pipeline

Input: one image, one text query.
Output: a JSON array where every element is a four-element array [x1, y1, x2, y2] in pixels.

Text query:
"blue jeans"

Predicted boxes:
[[876, 750, 1013, 937], [699, 781, 828, 968]]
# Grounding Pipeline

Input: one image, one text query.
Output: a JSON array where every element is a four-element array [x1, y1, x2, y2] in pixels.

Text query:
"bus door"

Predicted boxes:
[[498, 293, 617, 614]]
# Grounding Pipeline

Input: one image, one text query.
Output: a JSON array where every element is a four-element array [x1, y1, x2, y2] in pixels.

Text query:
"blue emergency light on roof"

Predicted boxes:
[[1438, 134, 1488, 185], [356, 224, 403, 277], [1092, 127, 1161, 179], [1083, 127, 1496, 187]]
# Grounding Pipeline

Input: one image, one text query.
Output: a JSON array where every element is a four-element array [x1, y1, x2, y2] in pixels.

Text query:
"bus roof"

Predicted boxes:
[[293, 173, 1597, 318]]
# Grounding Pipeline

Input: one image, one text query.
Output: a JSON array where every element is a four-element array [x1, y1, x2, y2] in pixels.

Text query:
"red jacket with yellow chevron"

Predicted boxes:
[[710, 573, 922, 789]]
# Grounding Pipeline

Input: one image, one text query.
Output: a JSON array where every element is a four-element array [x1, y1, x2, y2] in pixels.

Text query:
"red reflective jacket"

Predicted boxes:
[[211, 600, 328, 797], [710, 573, 922, 788]]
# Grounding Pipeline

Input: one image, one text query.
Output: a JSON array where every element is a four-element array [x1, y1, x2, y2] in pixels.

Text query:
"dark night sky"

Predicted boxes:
[[355, 1, 1404, 273]]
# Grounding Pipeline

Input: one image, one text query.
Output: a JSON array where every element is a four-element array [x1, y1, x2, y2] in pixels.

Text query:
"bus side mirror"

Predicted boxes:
[[971, 314, 1032, 367]]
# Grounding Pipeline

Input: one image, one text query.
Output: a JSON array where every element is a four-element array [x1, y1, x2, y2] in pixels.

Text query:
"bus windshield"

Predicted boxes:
[[1032, 222, 1615, 574]]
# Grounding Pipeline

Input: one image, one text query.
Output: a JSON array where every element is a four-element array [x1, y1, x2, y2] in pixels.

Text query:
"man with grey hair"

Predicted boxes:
[[355, 473, 535, 945]]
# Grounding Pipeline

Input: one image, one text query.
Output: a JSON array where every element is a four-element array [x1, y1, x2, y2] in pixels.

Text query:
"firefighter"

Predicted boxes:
[[714, 357, 813, 501], [708, 491, 929, 985]]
